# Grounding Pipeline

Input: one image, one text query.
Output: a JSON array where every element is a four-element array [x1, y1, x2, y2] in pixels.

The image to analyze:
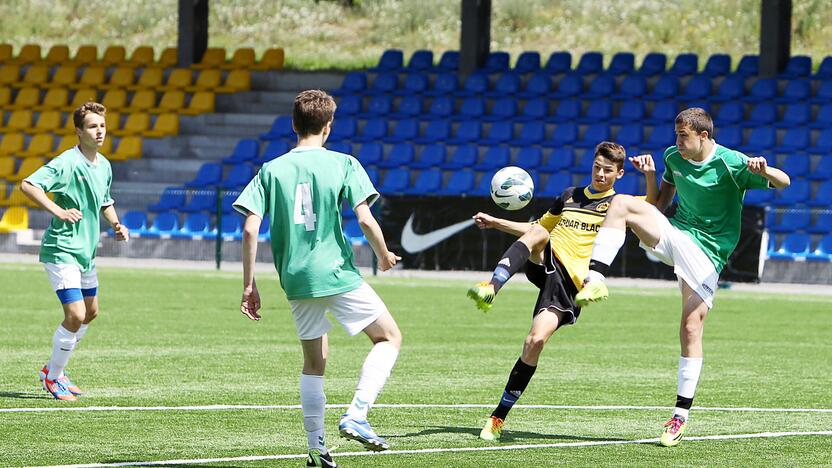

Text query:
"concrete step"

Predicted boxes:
[[253, 71, 344, 92]]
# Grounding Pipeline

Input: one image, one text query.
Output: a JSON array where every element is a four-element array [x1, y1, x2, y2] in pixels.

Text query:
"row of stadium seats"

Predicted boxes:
[[334, 71, 832, 104], [0, 137, 142, 177], [0, 129, 161, 159], [768, 210, 832, 234], [0, 44, 284, 70], [0, 183, 52, 207], [0, 113, 178, 142], [768, 233, 832, 261], [1, 89, 215, 116], [0, 66, 250, 94], [369, 49, 832, 79]]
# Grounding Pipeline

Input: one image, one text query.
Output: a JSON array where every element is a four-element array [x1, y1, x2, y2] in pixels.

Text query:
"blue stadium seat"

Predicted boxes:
[[219, 215, 242, 240], [518, 73, 551, 98], [678, 75, 712, 102], [175, 213, 213, 239], [514, 147, 542, 170], [148, 187, 186, 212], [807, 235, 832, 262], [404, 168, 442, 195], [437, 170, 475, 195], [778, 154, 810, 178], [220, 164, 254, 190], [572, 149, 596, 173], [776, 79, 811, 104], [809, 129, 832, 154], [769, 233, 810, 260], [702, 54, 731, 77], [389, 95, 423, 119], [186, 163, 222, 188], [611, 75, 647, 100], [810, 80, 832, 104], [378, 143, 415, 169], [385, 119, 419, 143], [342, 219, 367, 245], [335, 95, 362, 117], [808, 180, 832, 207], [487, 72, 521, 97], [551, 73, 583, 98], [615, 174, 640, 195], [470, 172, 493, 197], [775, 103, 811, 129], [513, 98, 545, 123], [583, 74, 615, 99], [412, 144, 446, 169], [220, 192, 239, 214], [615, 124, 644, 149], [716, 126, 743, 149], [259, 115, 294, 141], [370, 49, 403, 72], [744, 189, 773, 205], [327, 117, 356, 142], [539, 173, 572, 198], [711, 74, 745, 103], [577, 100, 611, 123], [774, 179, 810, 206], [454, 97, 486, 121], [357, 143, 383, 166], [365, 73, 397, 95], [735, 55, 759, 76], [424, 96, 454, 120], [546, 98, 579, 123], [484, 98, 517, 122], [769, 210, 810, 233], [414, 120, 451, 144], [668, 54, 698, 76], [424, 73, 458, 97], [641, 125, 675, 150], [256, 140, 290, 165], [744, 102, 777, 127], [358, 95, 393, 118], [807, 156, 832, 181], [814, 56, 832, 80], [515, 51, 541, 74], [473, 146, 510, 171], [542, 123, 578, 147], [483, 51, 510, 73], [222, 139, 259, 165], [643, 100, 678, 125], [510, 121, 545, 146], [181, 189, 217, 213], [575, 123, 610, 148], [377, 168, 409, 195], [144, 211, 180, 238], [780, 55, 812, 78], [575, 52, 603, 75], [437, 51, 460, 72], [458, 73, 489, 97], [742, 127, 776, 153], [539, 148, 573, 173], [447, 120, 481, 145], [808, 212, 832, 234], [644, 75, 680, 101], [713, 101, 744, 126], [544, 52, 571, 75], [122, 210, 148, 235], [365, 167, 379, 186], [442, 145, 478, 170], [406, 50, 433, 72], [810, 104, 832, 129], [639, 53, 667, 76], [744, 78, 777, 103], [480, 121, 513, 145], [773, 128, 810, 153], [331, 72, 367, 96], [610, 100, 646, 124], [608, 52, 635, 75], [353, 118, 386, 143]]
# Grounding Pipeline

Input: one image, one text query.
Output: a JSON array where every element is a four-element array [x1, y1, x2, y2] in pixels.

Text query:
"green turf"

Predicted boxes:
[[1, 263, 831, 467]]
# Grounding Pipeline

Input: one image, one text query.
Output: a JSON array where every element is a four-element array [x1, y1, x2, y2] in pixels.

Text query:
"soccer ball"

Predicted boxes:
[[490, 166, 534, 211]]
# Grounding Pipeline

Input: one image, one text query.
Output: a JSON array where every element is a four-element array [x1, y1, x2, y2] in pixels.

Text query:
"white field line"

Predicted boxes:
[[28, 430, 832, 468], [2, 403, 832, 414]]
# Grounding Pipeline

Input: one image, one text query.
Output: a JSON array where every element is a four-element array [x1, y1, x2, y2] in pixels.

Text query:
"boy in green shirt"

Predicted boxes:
[[22, 102, 130, 401], [233, 90, 402, 468], [576, 108, 790, 446]]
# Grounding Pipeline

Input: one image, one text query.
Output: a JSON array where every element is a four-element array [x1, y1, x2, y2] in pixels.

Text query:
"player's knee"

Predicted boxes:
[[85, 306, 99, 323], [609, 194, 634, 214], [524, 333, 547, 354], [681, 319, 703, 339]]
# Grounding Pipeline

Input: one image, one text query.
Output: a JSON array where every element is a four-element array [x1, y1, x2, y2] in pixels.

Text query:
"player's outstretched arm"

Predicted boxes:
[[101, 204, 129, 241], [629, 154, 659, 205], [747, 157, 790, 189], [472, 212, 532, 237], [240, 213, 262, 321], [355, 201, 401, 272], [20, 180, 82, 223]]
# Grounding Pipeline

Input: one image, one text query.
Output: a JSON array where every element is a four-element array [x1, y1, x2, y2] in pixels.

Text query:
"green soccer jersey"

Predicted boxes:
[[662, 144, 770, 272], [25, 147, 114, 272], [233, 146, 379, 300]]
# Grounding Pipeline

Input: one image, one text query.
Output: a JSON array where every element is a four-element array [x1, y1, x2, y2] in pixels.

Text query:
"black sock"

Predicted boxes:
[[490, 241, 531, 293], [588, 259, 610, 276], [674, 395, 693, 419], [492, 358, 537, 420]]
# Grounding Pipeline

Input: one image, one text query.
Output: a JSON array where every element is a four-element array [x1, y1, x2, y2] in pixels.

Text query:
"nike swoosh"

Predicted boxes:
[[400, 215, 475, 254]]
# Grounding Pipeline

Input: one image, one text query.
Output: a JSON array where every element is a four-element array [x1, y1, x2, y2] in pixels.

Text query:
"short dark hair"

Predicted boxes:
[[292, 89, 336, 137], [675, 107, 713, 138], [73, 102, 106, 128], [595, 141, 626, 170]]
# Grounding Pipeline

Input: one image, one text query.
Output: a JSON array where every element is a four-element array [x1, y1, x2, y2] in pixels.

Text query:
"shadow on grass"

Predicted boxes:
[[0, 391, 51, 400], [393, 425, 628, 443]]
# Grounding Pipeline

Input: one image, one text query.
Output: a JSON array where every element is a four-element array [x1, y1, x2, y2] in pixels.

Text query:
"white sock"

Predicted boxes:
[[344, 341, 399, 421], [300, 374, 327, 454], [47, 326, 77, 380], [675, 356, 703, 420], [590, 227, 626, 271], [75, 324, 89, 344]]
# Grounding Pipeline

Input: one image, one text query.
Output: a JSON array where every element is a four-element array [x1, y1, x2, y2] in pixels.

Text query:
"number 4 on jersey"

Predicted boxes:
[[294, 183, 317, 231]]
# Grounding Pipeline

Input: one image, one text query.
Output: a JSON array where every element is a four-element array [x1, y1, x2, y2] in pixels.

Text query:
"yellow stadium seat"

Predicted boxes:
[[0, 44, 11, 63], [31, 110, 62, 134], [124, 90, 156, 113], [192, 47, 226, 70], [185, 69, 221, 92], [7, 184, 39, 208], [0, 87, 11, 109], [9, 157, 44, 182], [64, 88, 98, 112], [44, 65, 78, 89], [44, 45, 70, 65], [252, 48, 284, 70], [34, 88, 69, 111], [0, 134, 24, 156], [55, 135, 77, 154], [70, 67, 105, 90], [157, 47, 178, 68], [110, 136, 142, 160], [101, 89, 128, 111], [72, 45, 98, 66], [0, 206, 29, 232], [105, 111, 122, 133], [0, 182, 8, 205], [57, 114, 75, 135], [0, 65, 20, 87], [14, 44, 42, 65], [150, 91, 185, 114], [222, 48, 255, 70], [216, 70, 251, 93], [180, 91, 214, 115], [20, 134, 54, 158], [0, 110, 33, 132], [162, 68, 192, 91], [102, 46, 127, 67], [127, 46, 155, 67], [0, 157, 14, 179], [8, 87, 40, 110], [145, 113, 179, 138], [13, 65, 48, 89], [129, 68, 163, 91], [102, 67, 136, 90], [111, 112, 149, 136], [99, 138, 113, 155]]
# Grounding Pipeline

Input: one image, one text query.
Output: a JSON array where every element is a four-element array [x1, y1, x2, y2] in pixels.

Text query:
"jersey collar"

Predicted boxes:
[[583, 185, 615, 199], [290, 145, 324, 152], [74, 145, 100, 166]]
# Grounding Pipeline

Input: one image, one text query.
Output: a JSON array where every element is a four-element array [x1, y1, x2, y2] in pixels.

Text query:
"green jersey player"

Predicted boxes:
[[233, 90, 402, 468], [576, 107, 790, 446]]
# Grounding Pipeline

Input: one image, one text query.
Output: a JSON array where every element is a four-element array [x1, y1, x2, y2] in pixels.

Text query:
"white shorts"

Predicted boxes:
[[289, 282, 388, 340], [639, 207, 719, 309], [44, 263, 99, 291]]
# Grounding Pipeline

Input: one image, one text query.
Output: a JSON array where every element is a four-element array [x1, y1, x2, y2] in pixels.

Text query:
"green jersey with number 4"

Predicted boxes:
[[233, 147, 378, 300], [662, 144, 770, 272]]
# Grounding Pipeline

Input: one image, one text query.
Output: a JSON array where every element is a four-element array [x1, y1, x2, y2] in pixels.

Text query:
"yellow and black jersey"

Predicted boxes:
[[535, 185, 616, 290]]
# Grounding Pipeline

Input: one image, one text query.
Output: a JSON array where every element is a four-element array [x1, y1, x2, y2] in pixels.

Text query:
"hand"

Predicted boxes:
[[629, 154, 656, 174], [378, 251, 401, 272], [747, 156, 768, 174], [472, 212, 497, 229], [240, 284, 261, 321], [58, 208, 82, 223], [113, 222, 130, 242]]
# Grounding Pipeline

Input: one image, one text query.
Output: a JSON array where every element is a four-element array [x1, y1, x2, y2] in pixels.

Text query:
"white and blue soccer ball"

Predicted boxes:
[[490, 166, 534, 211]]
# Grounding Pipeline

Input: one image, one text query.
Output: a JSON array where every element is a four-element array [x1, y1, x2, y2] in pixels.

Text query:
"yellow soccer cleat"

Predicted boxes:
[[467, 281, 496, 312], [479, 416, 504, 441], [575, 280, 609, 307], [659, 415, 687, 447]]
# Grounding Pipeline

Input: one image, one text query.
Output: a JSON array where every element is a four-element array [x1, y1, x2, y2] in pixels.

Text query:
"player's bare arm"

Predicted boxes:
[[629, 154, 659, 205], [101, 205, 129, 242], [20, 180, 82, 223], [472, 212, 532, 237], [747, 157, 791, 189], [240, 212, 262, 321], [355, 201, 401, 272]]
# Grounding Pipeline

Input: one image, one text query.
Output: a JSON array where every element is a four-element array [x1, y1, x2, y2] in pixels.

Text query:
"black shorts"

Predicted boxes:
[[524, 246, 581, 328]]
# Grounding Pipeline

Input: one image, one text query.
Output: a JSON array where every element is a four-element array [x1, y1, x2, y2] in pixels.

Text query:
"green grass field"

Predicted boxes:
[[1, 262, 831, 467]]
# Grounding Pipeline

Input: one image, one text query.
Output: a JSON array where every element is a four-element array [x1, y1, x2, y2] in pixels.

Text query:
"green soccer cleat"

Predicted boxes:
[[479, 416, 504, 441], [659, 415, 687, 447], [467, 281, 496, 312], [306, 449, 338, 467], [575, 280, 609, 307]]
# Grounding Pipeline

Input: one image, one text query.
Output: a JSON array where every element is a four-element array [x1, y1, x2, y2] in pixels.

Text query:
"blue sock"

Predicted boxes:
[[489, 241, 531, 293]]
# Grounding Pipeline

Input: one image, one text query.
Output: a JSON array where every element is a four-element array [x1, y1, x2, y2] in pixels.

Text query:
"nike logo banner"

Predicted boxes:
[[400, 214, 475, 253]]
